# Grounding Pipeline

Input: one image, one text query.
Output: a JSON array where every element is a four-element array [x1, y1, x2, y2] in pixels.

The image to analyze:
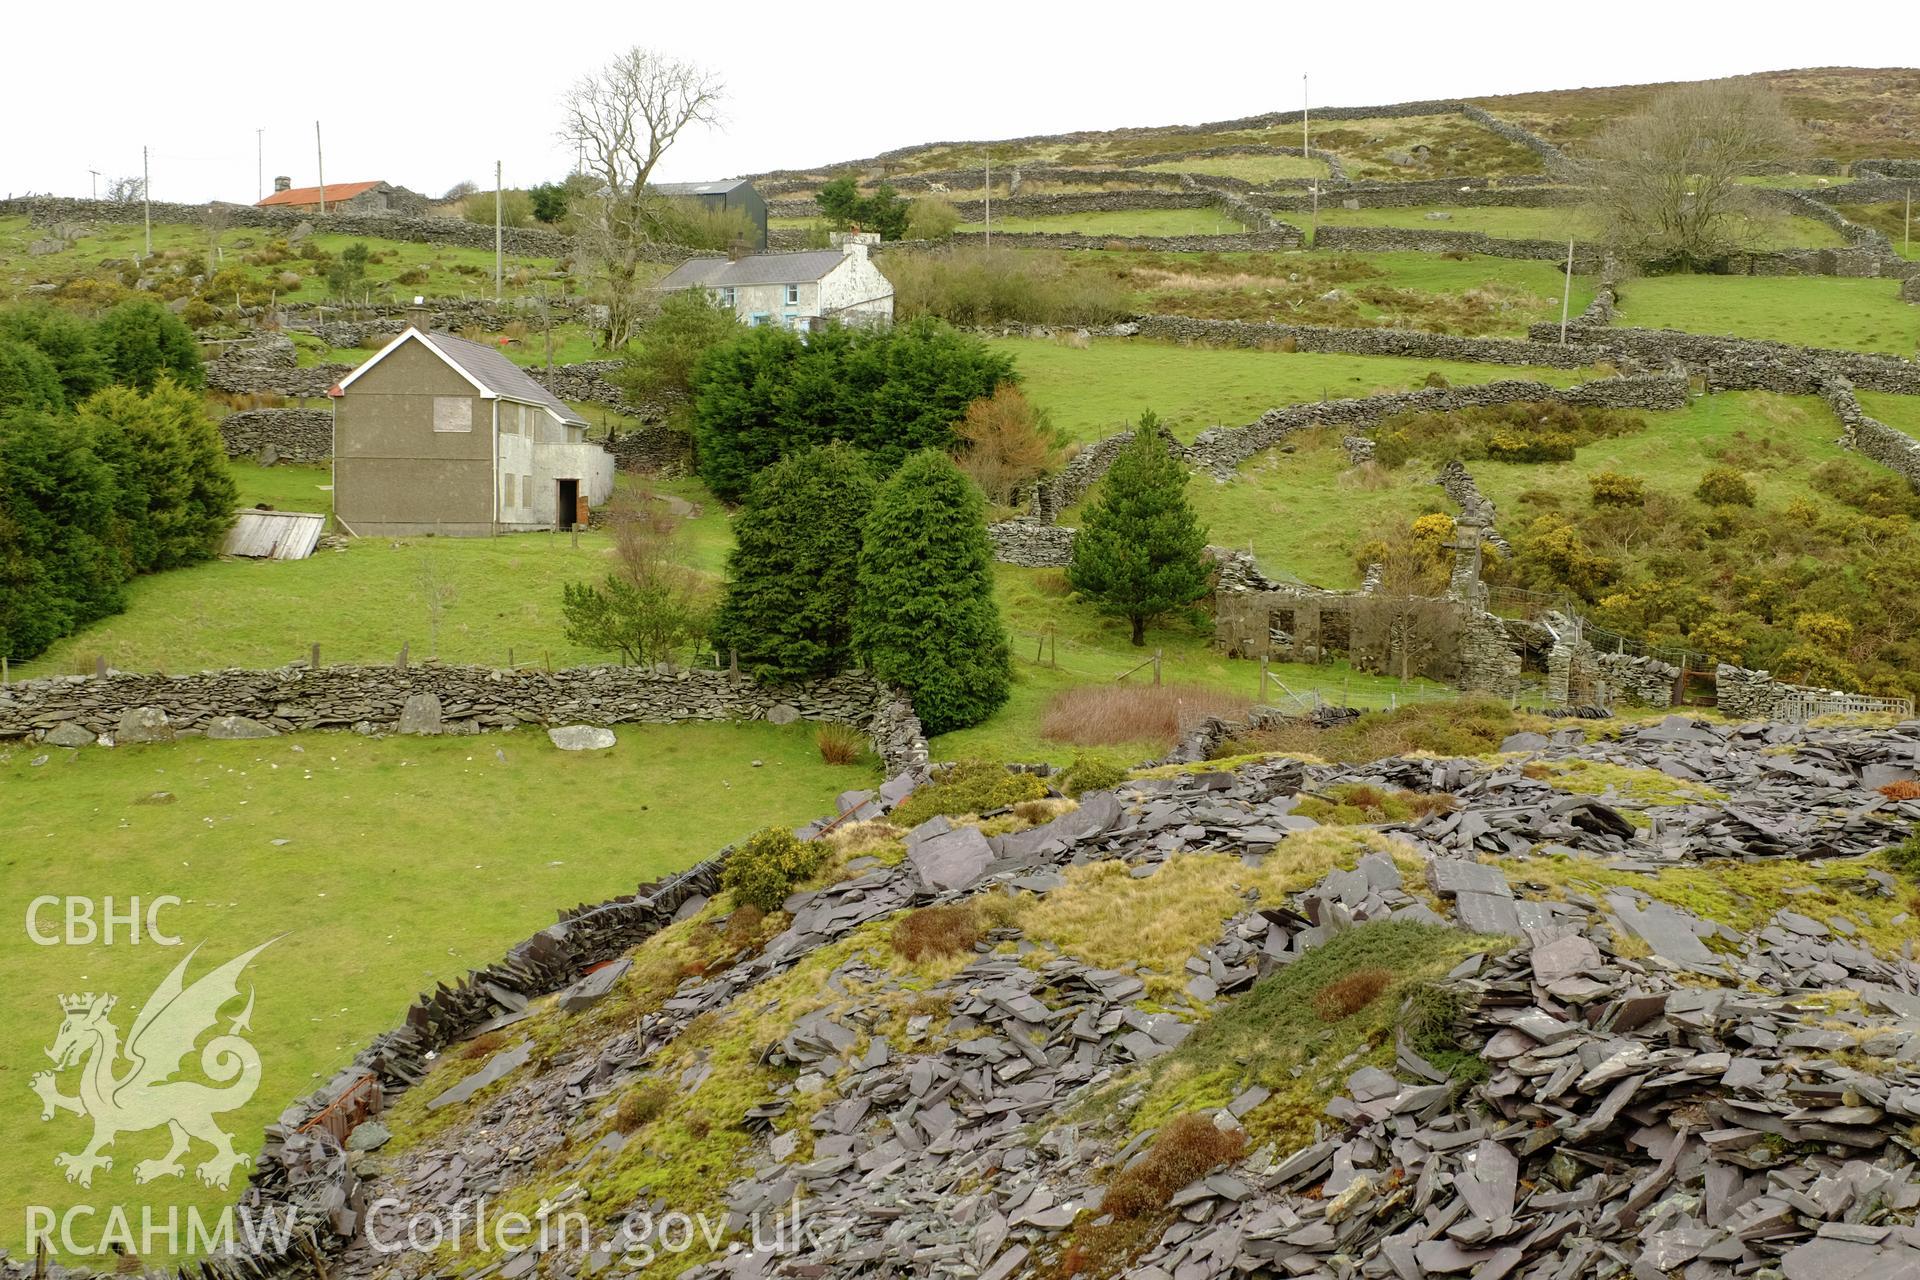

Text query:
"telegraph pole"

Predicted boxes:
[[1302, 73, 1310, 159], [495, 160, 503, 301], [142, 146, 152, 259], [984, 150, 991, 250], [315, 121, 326, 214], [256, 128, 264, 202], [1559, 236, 1575, 344], [88, 169, 100, 200]]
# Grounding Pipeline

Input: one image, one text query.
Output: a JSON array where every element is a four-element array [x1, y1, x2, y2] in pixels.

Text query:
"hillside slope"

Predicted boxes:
[[249, 713, 1920, 1280]]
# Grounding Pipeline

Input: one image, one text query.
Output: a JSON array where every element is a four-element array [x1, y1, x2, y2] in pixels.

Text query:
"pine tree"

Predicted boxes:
[[1068, 411, 1211, 646], [77, 376, 237, 573], [854, 450, 1010, 734], [713, 444, 877, 682]]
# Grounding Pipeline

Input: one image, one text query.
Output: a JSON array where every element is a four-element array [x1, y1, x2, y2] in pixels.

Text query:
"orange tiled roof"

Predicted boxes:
[[256, 180, 383, 208]]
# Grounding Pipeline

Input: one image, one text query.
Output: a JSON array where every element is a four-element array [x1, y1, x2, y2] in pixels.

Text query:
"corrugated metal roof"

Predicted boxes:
[[656, 179, 754, 197], [425, 331, 589, 426], [223, 510, 327, 560], [257, 180, 384, 207], [658, 250, 846, 290]]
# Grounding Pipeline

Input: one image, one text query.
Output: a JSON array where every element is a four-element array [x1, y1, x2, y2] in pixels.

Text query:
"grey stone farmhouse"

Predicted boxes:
[[327, 307, 614, 537], [656, 235, 894, 329]]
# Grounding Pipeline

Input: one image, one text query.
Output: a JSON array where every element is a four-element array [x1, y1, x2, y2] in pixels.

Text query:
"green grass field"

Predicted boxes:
[[1176, 392, 1856, 588], [991, 336, 1592, 444], [1613, 274, 1919, 355], [1833, 203, 1920, 259], [0, 217, 565, 309], [1139, 154, 1328, 183], [1087, 249, 1596, 336], [1308, 203, 1848, 250], [21, 470, 730, 679], [0, 721, 862, 1260], [1858, 392, 1920, 433], [956, 208, 1249, 237]]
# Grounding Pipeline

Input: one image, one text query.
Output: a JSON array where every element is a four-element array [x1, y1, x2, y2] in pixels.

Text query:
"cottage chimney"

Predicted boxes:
[[726, 236, 749, 262], [829, 230, 878, 262], [406, 296, 430, 332], [273, 175, 291, 193]]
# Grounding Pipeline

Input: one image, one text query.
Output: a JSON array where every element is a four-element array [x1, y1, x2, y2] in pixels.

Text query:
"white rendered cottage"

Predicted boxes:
[[656, 233, 894, 329]]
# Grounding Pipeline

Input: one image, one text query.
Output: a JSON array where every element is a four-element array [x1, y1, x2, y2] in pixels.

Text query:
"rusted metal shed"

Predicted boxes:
[[222, 510, 327, 561]]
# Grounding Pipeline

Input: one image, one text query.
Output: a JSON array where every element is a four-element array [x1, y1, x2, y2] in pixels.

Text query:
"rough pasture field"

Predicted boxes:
[[0, 721, 861, 1258]]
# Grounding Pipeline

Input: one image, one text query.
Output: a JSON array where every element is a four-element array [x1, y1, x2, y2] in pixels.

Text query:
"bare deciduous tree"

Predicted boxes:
[[562, 47, 725, 348], [1586, 80, 1808, 271], [104, 175, 146, 204]]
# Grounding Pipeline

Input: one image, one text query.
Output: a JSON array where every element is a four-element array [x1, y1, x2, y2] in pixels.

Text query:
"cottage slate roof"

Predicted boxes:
[[420, 330, 588, 426], [257, 180, 384, 207], [657, 250, 847, 290]]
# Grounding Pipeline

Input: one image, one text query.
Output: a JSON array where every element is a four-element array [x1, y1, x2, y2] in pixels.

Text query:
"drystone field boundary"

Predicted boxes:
[[0, 665, 929, 774], [1, 195, 577, 258]]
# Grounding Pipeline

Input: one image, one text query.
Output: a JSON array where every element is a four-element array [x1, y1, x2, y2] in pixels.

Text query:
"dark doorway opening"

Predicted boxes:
[[556, 478, 580, 530]]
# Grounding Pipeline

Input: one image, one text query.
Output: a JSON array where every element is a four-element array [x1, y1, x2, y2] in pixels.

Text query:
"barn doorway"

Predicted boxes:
[[555, 478, 580, 530]]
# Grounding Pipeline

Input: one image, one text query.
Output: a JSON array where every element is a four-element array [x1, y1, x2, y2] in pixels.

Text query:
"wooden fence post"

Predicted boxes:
[[729, 647, 740, 689], [396, 641, 409, 671], [508, 646, 514, 671], [2, 655, 8, 688], [1153, 649, 1162, 687], [310, 642, 320, 671]]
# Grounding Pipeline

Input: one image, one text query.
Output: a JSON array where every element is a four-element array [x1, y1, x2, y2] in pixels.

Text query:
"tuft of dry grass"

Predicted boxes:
[[1042, 683, 1253, 748], [1100, 1113, 1247, 1220], [890, 904, 984, 963], [459, 1030, 506, 1060], [1312, 967, 1393, 1020], [815, 723, 866, 765], [1010, 835, 1422, 997], [614, 1081, 671, 1133], [1878, 779, 1920, 801]]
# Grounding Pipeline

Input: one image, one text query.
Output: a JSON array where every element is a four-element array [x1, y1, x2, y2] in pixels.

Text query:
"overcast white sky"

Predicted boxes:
[[2, 1, 1905, 203]]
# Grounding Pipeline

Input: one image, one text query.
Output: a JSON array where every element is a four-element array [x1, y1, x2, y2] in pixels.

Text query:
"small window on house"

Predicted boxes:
[[503, 475, 514, 509], [784, 284, 800, 305], [718, 287, 737, 309], [433, 396, 470, 432], [521, 475, 531, 508]]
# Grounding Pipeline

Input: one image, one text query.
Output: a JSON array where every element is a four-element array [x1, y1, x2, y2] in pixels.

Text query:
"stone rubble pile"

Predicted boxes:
[[60, 714, 1920, 1280]]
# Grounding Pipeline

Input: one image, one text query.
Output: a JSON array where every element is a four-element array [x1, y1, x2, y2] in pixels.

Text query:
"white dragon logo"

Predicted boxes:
[[30, 939, 275, 1190]]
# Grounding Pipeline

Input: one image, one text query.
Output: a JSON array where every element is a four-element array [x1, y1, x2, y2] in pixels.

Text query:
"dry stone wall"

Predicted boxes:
[[219, 408, 331, 461], [205, 340, 632, 413], [1311, 224, 1602, 266], [1821, 377, 1920, 493], [1133, 314, 1604, 368], [1458, 104, 1580, 179], [1257, 182, 1576, 213], [987, 521, 1077, 566], [1, 195, 574, 257], [603, 425, 694, 475], [0, 665, 928, 773], [1530, 322, 1920, 395], [1183, 372, 1690, 474]]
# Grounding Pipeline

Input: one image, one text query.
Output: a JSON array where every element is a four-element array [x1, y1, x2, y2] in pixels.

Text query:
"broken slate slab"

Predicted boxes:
[[428, 1040, 531, 1110], [908, 825, 994, 893], [557, 957, 632, 1013]]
